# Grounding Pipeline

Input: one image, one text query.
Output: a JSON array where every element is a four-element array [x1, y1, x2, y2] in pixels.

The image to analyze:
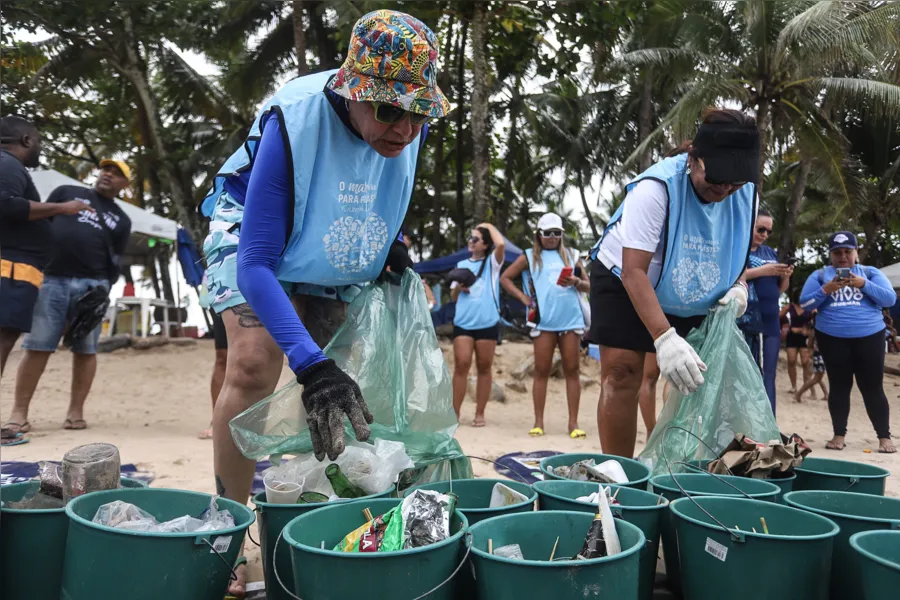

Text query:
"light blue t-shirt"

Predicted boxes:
[[524, 248, 585, 332], [800, 265, 896, 338], [453, 254, 501, 330]]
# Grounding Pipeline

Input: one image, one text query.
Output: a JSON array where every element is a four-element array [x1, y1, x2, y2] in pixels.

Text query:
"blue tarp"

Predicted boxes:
[[413, 240, 524, 274], [177, 228, 205, 287]]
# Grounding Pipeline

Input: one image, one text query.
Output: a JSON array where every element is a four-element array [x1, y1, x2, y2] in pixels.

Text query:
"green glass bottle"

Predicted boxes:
[[325, 464, 367, 498], [297, 491, 329, 504]]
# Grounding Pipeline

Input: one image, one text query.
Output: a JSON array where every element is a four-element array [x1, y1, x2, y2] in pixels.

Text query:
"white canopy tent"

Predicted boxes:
[[881, 262, 900, 288]]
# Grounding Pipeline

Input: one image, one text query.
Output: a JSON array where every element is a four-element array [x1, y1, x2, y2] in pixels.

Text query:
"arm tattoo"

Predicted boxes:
[[231, 304, 264, 328], [215, 474, 226, 497]]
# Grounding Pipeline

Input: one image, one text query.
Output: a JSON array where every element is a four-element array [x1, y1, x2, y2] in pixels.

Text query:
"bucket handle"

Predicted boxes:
[[195, 536, 239, 583], [841, 478, 859, 492], [272, 530, 473, 600]]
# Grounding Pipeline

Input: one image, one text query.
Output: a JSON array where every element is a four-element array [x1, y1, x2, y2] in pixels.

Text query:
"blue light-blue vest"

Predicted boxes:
[[524, 248, 585, 332], [590, 154, 756, 317], [200, 70, 420, 287], [453, 257, 500, 330]]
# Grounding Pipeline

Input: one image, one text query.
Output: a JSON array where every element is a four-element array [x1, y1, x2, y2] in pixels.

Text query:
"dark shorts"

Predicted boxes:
[[588, 262, 705, 353], [453, 324, 500, 342], [0, 276, 41, 334], [785, 332, 808, 349], [211, 311, 227, 350]]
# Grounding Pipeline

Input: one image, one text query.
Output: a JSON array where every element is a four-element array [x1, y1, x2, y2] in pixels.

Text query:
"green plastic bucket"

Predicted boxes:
[[404, 479, 536, 526], [62, 488, 254, 600], [539, 453, 651, 489], [671, 496, 839, 600], [794, 457, 888, 495], [688, 458, 796, 503], [533, 480, 667, 600], [650, 472, 780, 593], [252, 486, 395, 600], [468, 509, 645, 599], [120, 476, 148, 488], [783, 490, 900, 599], [0, 477, 150, 600], [283, 497, 468, 600], [850, 530, 900, 600]]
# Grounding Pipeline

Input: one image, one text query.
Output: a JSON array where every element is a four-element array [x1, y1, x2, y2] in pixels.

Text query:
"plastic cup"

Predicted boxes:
[[264, 473, 302, 504]]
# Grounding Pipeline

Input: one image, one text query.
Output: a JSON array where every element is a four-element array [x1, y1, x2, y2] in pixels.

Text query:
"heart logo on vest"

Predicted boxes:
[[323, 214, 389, 274], [671, 257, 721, 304]]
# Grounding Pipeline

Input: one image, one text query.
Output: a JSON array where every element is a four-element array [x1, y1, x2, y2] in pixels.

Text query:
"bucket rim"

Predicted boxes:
[[685, 459, 798, 483], [403, 479, 538, 514], [0, 478, 147, 514], [282, 499, 469, 559], [467, 510, 645, 567], [795, 457, 890, 479], [251, 485, 396, 510], [650, 473, 781, 498], [670, 496, 840, 541], [65, 487, 254, 538], [849, 530, 900, 573], [538, 453, 651, 486], [532, 480, 668, 511], [783, 490, 900, 527]]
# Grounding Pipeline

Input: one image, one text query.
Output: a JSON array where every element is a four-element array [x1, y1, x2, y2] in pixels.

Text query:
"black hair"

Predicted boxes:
[[757, 208, 771, 219], [0, 116, 37, 144], [474, 226, 495, 279]]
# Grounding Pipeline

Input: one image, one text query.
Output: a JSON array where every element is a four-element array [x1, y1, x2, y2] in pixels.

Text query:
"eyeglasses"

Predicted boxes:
[[697, 158, 748, 187], [467, 235, 483, 244], [756, 226, 773, 235], [540, 229, 563, 238], [372, 103, 432, 126]]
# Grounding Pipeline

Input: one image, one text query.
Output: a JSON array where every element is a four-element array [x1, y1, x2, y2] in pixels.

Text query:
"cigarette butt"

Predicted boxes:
[[657, 495, 664, 505], [761, 517, 769, 535], [734, 525, 740, 530], [550, 536, 560, 561], [489, 539, 493, 555], [752, 527, 757, 533]]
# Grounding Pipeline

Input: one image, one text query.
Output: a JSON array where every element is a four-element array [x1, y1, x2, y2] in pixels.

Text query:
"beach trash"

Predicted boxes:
[[793, 457, 889, 495], [850, 530, 900, 600], [784, 490, 900, 599], [670, 496, 839, 600], [0, 477, 151, 600], [650, 472, 780, 593], [61, 443, 121, 503], [263, 472, 303, 504], [282, 497, 467, 599], [539, 453, 651, 489], [252, 486, 395, 600], [61, 488, 253, 600], [534, 480, 667, 600], [689, 458, 796, 503], [404, 479, 536, 525], [467, 510, 644, 599]]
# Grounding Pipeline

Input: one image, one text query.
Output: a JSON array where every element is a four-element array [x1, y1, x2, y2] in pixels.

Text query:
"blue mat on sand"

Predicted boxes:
[[493, 451, 561, 484], [1, 460, 272, 495]]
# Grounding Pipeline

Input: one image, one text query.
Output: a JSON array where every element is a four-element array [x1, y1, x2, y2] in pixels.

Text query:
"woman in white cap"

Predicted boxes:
[[588, 107, 759, 458], [501, 213, 589, 438]]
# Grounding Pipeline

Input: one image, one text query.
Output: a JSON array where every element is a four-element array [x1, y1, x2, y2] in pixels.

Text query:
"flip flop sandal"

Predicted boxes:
[[2, 421, 31, 434], [529, 427, 544, 437], [825, 442, 845, 451], [63, 419, 88, 430], [569, 429, 587, 439], [224, 556, 249, 600]]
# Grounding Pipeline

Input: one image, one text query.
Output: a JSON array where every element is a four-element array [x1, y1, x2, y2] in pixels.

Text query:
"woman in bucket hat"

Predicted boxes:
[[198, 10, 449, 595], [587, 107, 759, 458]]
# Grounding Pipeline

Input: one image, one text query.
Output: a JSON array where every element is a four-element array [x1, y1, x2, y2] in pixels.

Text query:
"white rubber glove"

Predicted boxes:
[[717, 283, 748, 317], [654, 327, 707, 394]]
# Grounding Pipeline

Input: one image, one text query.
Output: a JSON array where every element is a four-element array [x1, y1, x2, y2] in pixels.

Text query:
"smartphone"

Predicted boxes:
[[783, 257, 798, 266], [836, 267, 851, 279], [557, 266, 574, 285]]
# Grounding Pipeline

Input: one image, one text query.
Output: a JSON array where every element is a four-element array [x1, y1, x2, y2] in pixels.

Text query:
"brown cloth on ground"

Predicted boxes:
[[708, 433, 811, 479]]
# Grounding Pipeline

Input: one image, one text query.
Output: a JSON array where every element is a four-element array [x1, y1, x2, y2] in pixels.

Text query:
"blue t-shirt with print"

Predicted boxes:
[[749, 245, 782, 336]]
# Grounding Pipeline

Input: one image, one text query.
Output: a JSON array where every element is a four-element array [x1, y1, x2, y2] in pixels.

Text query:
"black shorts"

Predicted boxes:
[[588, 262, 705, 353], [0, 277, 41, 334], [452, 324, 499, 342], [785, 332, 807, 349], [211, 310, 228, 350]]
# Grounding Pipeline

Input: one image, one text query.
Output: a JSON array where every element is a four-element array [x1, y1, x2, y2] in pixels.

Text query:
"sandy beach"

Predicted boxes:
[[3, 339, 899, 583]]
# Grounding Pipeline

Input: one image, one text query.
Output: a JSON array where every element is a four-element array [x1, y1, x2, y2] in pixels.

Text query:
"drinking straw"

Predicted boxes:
[[760, 518, 769, 535], [549, 536, 560, 561]]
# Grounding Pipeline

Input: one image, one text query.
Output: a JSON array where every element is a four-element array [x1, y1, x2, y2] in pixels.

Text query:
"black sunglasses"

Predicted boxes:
[[372, 103, 432, 126], [540, 229, 562, 238], [697, 158, 748, 187], [467, 235, 483, 243], [756, 226, 773, 235]]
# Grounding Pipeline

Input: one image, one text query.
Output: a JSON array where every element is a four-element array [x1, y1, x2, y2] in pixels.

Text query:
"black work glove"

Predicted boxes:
[[382, 240, 414, 276], [297, 358, 374, 461]]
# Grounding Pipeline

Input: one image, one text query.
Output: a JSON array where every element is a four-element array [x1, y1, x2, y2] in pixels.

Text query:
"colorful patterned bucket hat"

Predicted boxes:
[[326, 10, 450, 118]]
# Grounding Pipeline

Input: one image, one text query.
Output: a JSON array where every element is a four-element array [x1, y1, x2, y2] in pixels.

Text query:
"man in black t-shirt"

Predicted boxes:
[[0, 116, 93, 382], [7, 161, 132, 432]]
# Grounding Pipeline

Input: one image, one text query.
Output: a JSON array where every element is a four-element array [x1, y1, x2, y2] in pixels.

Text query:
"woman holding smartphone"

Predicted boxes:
[[799, 231, 897, 453], [450, 222, 505, 427], [501, 213, 589, 439]]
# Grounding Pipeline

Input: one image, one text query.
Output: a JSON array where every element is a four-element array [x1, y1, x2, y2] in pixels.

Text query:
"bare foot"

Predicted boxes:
[[794, 392, 803, 403], [878, 438, 896, 454], [826, 436, 845, 450], [228, 561, 246, 598], [198, 428, 213, 440], [472, 416, 486, 428]]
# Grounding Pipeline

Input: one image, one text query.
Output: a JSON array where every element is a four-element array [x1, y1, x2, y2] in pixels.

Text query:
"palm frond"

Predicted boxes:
[[817, 77, 900, 119], [775, 0, 842, 61]]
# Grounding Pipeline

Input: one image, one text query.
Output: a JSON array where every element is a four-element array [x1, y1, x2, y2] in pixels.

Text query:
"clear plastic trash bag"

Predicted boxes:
[[230, 270, 472, 488], [638, 302, 781, 476]]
